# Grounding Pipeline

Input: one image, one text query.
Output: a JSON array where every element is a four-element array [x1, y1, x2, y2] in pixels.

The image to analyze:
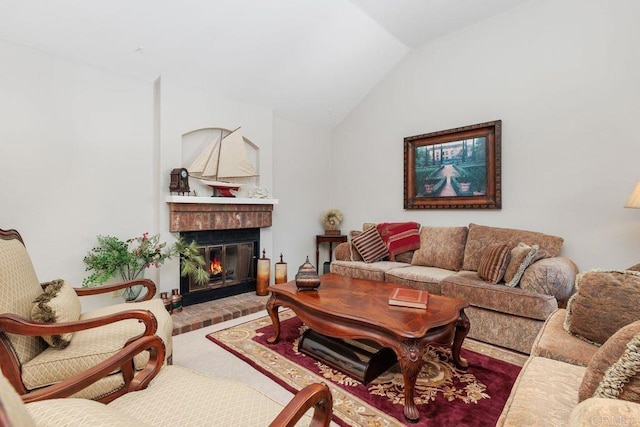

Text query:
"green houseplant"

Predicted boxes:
[[83, 232, 209, 300]]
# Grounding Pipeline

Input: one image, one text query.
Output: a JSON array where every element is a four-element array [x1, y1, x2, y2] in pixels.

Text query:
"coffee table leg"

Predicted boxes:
[[451, 309, 470, 369], [396, 340, 424, 423], [266, 294, 281, 344]]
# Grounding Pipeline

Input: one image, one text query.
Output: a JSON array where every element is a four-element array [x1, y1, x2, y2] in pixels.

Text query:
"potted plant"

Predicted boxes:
[[83, 232, 209, 301], [321, 209, 344, 235]]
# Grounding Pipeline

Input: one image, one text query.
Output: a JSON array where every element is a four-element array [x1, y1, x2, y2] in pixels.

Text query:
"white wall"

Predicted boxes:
[[273, 117, 332, 271], [0, 40, 154, 309], [331, 0, 640, 271], [154, 78, 277, 291]]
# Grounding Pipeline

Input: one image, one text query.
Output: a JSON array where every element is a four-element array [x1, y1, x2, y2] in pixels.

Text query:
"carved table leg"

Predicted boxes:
[[451, 309, 470, 370], [266, 294, 281, 344], [396, 339, 425, 423]]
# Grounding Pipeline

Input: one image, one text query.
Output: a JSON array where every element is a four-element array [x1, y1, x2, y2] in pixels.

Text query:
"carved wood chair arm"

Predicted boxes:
[[269, 382, 333, 427], [0, 309, 158, 338], [21, 334, 166, 404], [72, 278, 157, 301]]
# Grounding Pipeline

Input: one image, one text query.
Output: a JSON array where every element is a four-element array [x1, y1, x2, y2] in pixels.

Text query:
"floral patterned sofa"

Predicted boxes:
[[498, 269, 640, 425], [331, 222, 578, 354]]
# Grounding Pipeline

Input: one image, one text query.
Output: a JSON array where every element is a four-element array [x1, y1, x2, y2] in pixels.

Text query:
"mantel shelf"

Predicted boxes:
[[166, 196, 279, 205]]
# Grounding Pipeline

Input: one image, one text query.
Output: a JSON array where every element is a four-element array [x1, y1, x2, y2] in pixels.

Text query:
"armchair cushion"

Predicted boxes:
[[30, 280, 82, 349]]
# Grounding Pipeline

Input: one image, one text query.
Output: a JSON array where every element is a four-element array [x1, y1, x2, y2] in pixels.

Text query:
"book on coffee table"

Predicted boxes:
[[388, 287, 428, 309]]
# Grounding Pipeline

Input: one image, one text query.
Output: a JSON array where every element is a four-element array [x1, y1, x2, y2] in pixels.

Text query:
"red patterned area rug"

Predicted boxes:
[[206, 310, 525, 427]]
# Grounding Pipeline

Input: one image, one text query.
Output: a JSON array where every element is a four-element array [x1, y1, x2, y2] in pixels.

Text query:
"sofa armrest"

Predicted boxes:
[[568, 397, 640, 427], [519, 257, 578, 306], [334, 242, 352, 261]]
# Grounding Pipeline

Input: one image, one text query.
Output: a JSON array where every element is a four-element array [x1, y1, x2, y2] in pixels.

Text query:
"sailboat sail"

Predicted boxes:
[[188, 128, 258, 184]]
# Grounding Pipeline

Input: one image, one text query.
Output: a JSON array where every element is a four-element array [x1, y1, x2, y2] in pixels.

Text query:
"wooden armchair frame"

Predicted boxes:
[[0, 333, 333, 427], [0, 309, 158, 403]]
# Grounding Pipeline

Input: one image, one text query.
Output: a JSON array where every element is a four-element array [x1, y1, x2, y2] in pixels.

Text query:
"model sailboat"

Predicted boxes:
[[188, 128, 258, 197]]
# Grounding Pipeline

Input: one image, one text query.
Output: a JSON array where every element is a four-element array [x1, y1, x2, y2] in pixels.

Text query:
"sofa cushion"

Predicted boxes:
[[504, 243, 539, 287], [462, 223, 564, 272], [330, 260, 409, 282], [376, 222, 420, 261], [530, 309, 598, 367], [384, 265, 455, 295], [351, 227, 389, 263], [31, 280, 82, 349], [496, 356, 585, 426], [477, 244, 510, 284], [440, 271, 557, 320], [411, 226, 468, 271], [579, 320, 640, 403], [564, 270, 640, 345]]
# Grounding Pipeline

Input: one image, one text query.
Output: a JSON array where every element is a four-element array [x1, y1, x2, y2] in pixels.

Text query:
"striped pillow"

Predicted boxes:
[[477, 244, 511, 284], [352, 226, 389, 263]]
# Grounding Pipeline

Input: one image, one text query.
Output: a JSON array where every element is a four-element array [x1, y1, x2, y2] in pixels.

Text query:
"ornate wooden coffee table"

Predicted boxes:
[[266, 273, 470, 423]]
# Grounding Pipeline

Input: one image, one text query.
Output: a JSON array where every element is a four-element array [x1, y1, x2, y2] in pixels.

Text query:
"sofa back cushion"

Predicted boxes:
[[565, 270, 640, 345], [578, 320, 640, 403], [462, 223, 564, 272], [411, 226, 468, 271]]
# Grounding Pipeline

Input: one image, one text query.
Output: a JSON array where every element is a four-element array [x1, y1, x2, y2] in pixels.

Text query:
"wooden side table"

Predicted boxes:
[[315, 234, 347, 272]]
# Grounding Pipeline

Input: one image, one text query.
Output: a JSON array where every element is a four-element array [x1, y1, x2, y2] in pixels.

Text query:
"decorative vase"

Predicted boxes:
[[120, 263, 146, 302], [324, 229, 341, 236]]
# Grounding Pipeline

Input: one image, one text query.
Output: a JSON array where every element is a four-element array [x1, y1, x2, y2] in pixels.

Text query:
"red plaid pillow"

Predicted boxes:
[[376, 222, 421, 261]]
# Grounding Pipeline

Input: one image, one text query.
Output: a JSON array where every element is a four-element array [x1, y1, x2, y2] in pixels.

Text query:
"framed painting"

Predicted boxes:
[[404, 120, 501, 209]]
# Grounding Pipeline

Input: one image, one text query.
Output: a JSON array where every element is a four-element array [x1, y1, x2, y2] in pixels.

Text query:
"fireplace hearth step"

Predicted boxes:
[[171, 292, 269, 336]]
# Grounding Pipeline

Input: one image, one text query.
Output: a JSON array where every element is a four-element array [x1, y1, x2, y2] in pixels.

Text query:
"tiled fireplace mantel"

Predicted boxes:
[[166, 196, 278, 232]]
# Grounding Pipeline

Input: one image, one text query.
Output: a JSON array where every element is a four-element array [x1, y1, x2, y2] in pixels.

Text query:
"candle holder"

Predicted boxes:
[[275, 253, 288, 284], [256, 249, 270, 296]]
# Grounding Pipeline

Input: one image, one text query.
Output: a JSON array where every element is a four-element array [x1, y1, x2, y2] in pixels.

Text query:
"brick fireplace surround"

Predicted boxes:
[[166, 196, 278, 334]]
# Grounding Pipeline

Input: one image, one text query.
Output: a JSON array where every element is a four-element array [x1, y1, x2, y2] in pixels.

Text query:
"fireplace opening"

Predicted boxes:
[[180, 228, 259, 306]]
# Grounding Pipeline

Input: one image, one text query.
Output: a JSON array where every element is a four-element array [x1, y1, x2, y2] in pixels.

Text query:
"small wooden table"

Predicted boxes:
[[315, 234, 347, 272], [266, 273, 470, 423]]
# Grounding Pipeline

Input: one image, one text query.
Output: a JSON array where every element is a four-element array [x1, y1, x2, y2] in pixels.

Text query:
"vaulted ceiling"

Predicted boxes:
[[0, 0, 530, 129]]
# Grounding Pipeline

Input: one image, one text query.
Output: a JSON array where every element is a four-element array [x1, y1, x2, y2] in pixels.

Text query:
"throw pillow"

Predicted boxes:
[[504, 242, 539, 287], [348, 230, 364, 262], [461, 223, 564, 271], [351, 226, 389, 263], [31, 279, 82, 349], [376, 222, 420, 261], [564, 269, 640, 345], [578, 320, 640, 403], [411, 226, 468, 271], [477, 244, 511, 284]]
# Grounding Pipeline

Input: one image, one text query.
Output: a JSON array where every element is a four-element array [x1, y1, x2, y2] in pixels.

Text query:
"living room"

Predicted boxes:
[[0, 0, 639, 425]]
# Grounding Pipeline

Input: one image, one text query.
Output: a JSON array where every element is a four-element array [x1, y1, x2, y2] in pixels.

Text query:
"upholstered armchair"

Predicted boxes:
[[0, 228, 173, 402], [0, 334, 333, 427]]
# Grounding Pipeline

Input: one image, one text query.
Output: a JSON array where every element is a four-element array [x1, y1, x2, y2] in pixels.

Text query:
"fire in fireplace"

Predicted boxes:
[[180, 228, 259, 306]]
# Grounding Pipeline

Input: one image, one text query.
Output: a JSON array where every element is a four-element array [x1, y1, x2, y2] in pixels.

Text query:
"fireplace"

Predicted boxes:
[[180, 228, 259, 306], [167, 196, 277, 306]]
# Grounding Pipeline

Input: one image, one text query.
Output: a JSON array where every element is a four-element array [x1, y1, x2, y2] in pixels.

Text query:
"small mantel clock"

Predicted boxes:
[[169, 168, 190, 195]]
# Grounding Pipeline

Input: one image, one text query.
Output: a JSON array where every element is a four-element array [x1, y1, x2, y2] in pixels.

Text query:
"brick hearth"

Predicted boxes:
[[171, 292, 269, 335]]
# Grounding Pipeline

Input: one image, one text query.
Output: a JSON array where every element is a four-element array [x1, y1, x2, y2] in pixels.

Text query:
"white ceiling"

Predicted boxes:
[[0, 0, 529, 129]]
